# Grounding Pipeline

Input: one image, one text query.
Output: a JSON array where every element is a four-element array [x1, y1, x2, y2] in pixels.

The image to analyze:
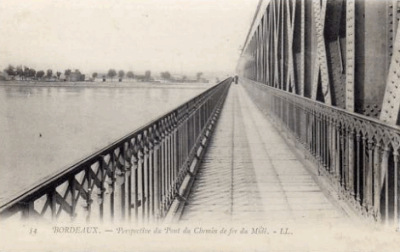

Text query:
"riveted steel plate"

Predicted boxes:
[[329, 41, 346, 109], [300, 0, 305, 96], [380, 22, 400, 124], [346, 0, 355, 112], [286, 0, 296, 93], [312, 0, 331, 104]]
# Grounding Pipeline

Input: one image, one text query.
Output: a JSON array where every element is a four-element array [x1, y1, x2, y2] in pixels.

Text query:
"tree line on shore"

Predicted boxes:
[[2, 64, 207, 83], [2, 65, 86, 82]]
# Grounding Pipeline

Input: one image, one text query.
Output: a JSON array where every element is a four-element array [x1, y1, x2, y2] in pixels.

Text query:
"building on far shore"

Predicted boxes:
[[0, 72, 6, 81], [66, 72, 85, 82]]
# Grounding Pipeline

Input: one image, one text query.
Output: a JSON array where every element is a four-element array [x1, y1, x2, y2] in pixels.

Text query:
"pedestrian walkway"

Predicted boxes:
[[179, 84, 346, 225]]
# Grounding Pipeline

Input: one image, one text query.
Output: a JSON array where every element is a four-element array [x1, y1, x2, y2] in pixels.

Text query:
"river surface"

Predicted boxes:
[[0, 82, 213, 204]]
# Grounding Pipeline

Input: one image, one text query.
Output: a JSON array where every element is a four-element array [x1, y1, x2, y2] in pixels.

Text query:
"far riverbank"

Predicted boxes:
[[0, 80, 214, 89]]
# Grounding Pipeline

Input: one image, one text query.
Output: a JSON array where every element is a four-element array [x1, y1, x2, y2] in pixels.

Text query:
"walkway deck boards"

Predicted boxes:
[[179, 84, 345, 224]]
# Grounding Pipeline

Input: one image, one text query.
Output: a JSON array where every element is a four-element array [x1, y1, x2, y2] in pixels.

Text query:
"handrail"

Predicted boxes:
[[0, 78, 232, 223], [242, 78, 400, 228]]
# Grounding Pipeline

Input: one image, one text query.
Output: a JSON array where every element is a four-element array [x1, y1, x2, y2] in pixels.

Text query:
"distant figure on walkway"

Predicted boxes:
[[234, 75, 239, 84]]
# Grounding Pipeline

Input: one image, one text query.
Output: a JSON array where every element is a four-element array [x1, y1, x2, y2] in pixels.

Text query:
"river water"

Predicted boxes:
[[0, 82, 213, 204]]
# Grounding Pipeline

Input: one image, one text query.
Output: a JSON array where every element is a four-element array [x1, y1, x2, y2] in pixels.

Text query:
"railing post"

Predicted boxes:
[[85, 167, 92, 223], [336, 121, 341, 183], [381, 146, 390, 225], [173, 127, 179, 199], [330, 119, 337, 176], [323, 113, 328, 170], [153, 135, 160, 222], [123, 143, 132, 222], [138, 137, 145, 222], [49, 190, 56, 221], [21, 201, 34, 220], [131, 142, 139, 221], [143, 137, 150, 222], [362, 135, 368, 211], [70, 177, 76, 221], [355, 132, 361, 204], [340, 124, 346, 191], [117, 146, 126, 221], [148, 135, 155, 221], [367, 138, 374, 216], [161, 121, 167, 217], [394, 151, 399, 230], [348, 129, 355, 197], [167, 119, 173, 207], [373, 142, 382, 220], [99, 156, 106, 221]]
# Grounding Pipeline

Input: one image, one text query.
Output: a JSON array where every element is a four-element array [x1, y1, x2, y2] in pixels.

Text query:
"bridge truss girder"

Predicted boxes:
[[239, 0, 400, 126]]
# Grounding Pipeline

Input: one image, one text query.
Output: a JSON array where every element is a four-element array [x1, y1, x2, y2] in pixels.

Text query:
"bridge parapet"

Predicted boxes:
[[242, 77, 400, 228], [0, 79, 232, 224]]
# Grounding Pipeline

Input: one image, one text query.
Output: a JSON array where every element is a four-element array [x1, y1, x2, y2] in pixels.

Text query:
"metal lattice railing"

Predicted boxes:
[[0, 78, 232, 223], [242, 78, 400, 228]]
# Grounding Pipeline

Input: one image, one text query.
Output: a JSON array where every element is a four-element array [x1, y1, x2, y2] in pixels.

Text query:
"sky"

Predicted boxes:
[[0, 0, 258, 77]]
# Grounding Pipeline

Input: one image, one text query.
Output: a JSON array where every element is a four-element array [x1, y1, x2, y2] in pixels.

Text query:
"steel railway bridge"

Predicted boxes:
[[1, 0, 400, 233]]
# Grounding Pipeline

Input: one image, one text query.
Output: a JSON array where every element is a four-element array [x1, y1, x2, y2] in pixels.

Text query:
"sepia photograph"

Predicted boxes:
[[1, 0, 400, 251]]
